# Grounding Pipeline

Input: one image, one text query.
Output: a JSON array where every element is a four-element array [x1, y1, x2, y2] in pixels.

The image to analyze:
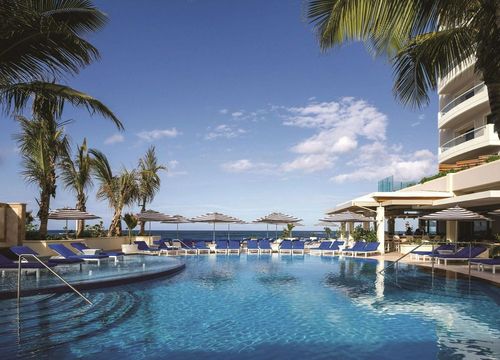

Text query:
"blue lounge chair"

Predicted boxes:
[[134, 240, 159, 253], [470, 258, 500, 274], [48, 244, 109, 265], [292, 241, 305, 255], [10, 245, 84, 265], [247, 239, 260, 254], [194, 241, 210, 255], [215, 240, 228, 254], [177, 240, 197, 255], [228, 240, 241, 254], [353, 242, 380, 257], [71, 242, 124, 263], [279, 240, 292, 254], [410, 244, 456, 261], [321, 240, 344, 256], [258, 239, 272, 254], [342, 242, 366, 256], [430, 246, 487, 266], [0, 253, 57, 278], [309, 241, 332, 255]]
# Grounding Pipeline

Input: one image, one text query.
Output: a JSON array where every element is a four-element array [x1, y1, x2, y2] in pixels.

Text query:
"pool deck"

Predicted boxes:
[[372, 252, 500, 286]]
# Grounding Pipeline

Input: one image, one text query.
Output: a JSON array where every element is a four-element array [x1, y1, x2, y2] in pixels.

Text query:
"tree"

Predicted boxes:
[[90, 149, 138, 237], [14, 114, 70, 237], [324, 226, 332, 239], [123, 213, 138, 244], [307, 0, 500, 135], [59, 138, 93, 237], [137, 146, 167, 234], [282, 223, 296, 238]]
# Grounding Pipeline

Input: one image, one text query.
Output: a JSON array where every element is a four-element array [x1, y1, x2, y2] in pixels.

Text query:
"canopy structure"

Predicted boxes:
[[254, 212, 302, 239], [190, 212, 244, 242], [319, 211, 374, 223], [488, 209, 500, 216], [420, 206, 492, 222], [161, 215, 192, 239], [48, 208, 100, 238]]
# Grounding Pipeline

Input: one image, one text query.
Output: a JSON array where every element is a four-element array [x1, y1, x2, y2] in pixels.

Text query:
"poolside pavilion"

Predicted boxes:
[[326, 160, 500, 253]]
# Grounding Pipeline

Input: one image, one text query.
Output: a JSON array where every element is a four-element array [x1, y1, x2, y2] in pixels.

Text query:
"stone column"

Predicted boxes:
[[446, 221, 458, 242], [376, 206, 385, 254]]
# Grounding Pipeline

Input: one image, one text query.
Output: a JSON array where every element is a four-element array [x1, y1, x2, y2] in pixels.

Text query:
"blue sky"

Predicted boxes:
[[0, 0, 438, 231]]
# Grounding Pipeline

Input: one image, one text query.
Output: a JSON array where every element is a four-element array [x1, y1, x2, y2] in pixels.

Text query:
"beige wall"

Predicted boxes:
[[0, 202, 26, 248], [24, 235, 159, 257]]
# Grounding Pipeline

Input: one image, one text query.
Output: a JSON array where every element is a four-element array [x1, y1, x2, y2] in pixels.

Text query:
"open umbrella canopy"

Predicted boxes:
[[421, 206, 492, 221], [135, 210, 175, 222], [48, 208, 100, 220], [190, 212, 244, 241], [254, 212, 302, 239], [487, 209, 500, 216], [319, 211, 373, 223], [160, 214, 192, 240]]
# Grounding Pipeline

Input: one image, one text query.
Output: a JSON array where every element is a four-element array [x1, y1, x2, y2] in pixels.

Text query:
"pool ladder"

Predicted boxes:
[[378, 243, 425, 274], [17, 254, 92, 305]]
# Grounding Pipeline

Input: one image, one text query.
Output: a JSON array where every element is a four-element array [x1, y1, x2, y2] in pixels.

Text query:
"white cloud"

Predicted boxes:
[[219, 109, 228, 114], [104, 134, 125, 145], [332, 144, 437, 183], [205, 124, 246, 140], [168, 160, 179, 169], [281, 154, 335, 173], [231, 111, 243, 117], [280, 97, 387, 173], [136, 128, 179, 142], [411, 121, 421, 127], [221, 159, 274, 173], [418, 114, 426, 120]]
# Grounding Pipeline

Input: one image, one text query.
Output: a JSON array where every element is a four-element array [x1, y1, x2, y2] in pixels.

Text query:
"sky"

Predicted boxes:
[[0, 0, 439, 231]]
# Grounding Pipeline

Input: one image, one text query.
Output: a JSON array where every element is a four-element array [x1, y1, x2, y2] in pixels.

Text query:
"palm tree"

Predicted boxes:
[[90, 149, 139, 237], [59, 138, 93, 237], [324, 226, 332, 239], [14, 115, 70, 238], [282, 223, 296, 238], [137, 146, 167, 234], [307, 1, 500, 135]]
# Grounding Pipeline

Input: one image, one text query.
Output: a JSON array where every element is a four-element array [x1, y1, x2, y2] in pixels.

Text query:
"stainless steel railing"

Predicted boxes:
[[378, 243, 425, 274], [440, 82, 485, 115], [17, 254, 92, 305]]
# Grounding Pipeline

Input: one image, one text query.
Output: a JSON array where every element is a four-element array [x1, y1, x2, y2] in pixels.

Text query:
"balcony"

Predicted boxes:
[[438, 82, 489, 129], [437, 58, 475, 94], [439, 124, 500, 164]]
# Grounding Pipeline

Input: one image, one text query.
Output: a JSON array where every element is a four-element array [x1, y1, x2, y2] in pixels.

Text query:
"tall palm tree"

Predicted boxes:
[[307, 0, 500, 135], [137, 146, 167, 234], [90, 149, 139, 237], [14, 115, 70, 238], [59, 138, 93, 237]]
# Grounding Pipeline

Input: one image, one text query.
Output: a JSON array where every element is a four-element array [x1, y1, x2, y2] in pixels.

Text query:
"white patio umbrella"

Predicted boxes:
[[420, 206, 491, 222], [135, 210, 176, 235], [160, 215, 192, 239], [48, 208, 100, 238], [254, 212, 302, 239], [190, 212, 243, 242], [319, 211, 374, 223]]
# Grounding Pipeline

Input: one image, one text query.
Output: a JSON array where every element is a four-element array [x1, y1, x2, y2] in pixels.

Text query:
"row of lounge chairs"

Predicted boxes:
[[410, 245, 488, 266]]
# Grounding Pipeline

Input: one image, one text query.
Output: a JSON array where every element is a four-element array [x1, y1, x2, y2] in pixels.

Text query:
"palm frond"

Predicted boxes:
[[0, 81, 123, 129]]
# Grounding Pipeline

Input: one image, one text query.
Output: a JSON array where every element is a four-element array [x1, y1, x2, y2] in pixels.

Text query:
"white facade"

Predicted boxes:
[[437, 61, 500, 164]]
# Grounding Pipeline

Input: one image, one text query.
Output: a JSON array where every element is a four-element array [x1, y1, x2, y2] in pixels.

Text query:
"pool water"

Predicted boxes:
[[1, 255, 499, 359]]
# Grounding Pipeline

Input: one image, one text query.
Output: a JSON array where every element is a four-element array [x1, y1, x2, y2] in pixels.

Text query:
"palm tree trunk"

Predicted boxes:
[[38, 189, 51, 238], [76, 197, 86, 237], [139, 201, 146, 235], [108, 208, 123, 237]]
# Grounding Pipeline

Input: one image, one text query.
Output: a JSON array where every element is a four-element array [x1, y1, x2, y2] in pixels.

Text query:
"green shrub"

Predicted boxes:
[[486, 155, 500, 163], [351, 225, 377, 242]]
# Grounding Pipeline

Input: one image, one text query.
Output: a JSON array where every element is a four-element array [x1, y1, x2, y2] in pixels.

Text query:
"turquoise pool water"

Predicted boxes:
[[1, 255, 499, 359]]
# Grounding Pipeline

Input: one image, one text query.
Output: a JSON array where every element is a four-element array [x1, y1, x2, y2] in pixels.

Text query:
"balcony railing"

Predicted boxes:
[[440, 82, 485, 115], [440, 125, 486, 152]]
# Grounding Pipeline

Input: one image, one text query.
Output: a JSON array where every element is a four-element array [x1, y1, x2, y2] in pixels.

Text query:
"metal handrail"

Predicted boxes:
[[378, 243, 425, 274], [17, 254, 92, 305], [440, 124, 487, 152]]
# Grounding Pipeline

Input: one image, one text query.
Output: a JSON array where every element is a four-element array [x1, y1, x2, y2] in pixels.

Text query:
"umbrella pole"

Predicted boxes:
[[266, 224, 269, 238], [275, 224, 278, 240], [227, 223, 230, 241], [213, 222, 215, 243], [65, 219, 68, 239], [176, 223, 179, 240]]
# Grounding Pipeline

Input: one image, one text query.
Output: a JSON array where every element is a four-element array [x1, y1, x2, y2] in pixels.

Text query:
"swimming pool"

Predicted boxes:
[[1, 255, 499, 359]]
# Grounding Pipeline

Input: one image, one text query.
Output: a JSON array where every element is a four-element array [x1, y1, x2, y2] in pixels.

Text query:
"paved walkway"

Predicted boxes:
[[372, 252, 500, 285]]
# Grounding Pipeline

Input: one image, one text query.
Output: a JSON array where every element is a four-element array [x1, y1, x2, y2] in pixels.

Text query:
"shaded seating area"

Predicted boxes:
[[71, 242, 124, 263], [351, 242, 380, 257], [470, 258, 500, 274], [342, 242, 366, 256], [309, 241, 332, 255], [429, 246, 487, 266], [48, 244, 109, 266]]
